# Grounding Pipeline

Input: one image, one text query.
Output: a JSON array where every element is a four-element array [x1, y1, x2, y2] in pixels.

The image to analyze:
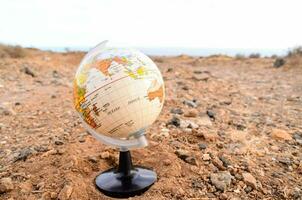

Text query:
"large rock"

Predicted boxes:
[[242, 172, 257, 189], [271, 129, 292, 141], [58, 184, 73, 200], [210, 171, 232, 191], [0, 177, 14, 193]]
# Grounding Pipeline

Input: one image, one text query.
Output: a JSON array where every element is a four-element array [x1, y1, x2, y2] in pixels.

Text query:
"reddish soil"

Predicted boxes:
[[0, 49, 301, 199]]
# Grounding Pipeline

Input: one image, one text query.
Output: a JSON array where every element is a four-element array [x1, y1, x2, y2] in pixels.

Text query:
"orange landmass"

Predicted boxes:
[[147, 85, 164, 103], [95, 57, 127, 76], [73, 80, 97, 128]]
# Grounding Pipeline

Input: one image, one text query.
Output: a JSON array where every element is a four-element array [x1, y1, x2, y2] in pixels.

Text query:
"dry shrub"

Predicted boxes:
[[235, 54, 245, 60], [0, 44, 26, 58], [249, 53, 261, 58], [286, 46, 302, 68]]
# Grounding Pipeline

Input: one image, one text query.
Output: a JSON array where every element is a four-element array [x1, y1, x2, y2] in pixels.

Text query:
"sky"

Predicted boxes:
[[0, 0, 302, 51]]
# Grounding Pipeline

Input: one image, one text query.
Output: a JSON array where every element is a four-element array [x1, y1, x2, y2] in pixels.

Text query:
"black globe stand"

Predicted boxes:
[[95, 150, 157, 198]]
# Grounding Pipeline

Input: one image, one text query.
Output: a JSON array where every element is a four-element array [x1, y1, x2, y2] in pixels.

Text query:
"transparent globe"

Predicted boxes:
[[73, 41, 165, 149]]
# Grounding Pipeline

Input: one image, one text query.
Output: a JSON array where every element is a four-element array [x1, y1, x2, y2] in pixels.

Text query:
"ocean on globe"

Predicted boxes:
[[73, 44, 165, 140]]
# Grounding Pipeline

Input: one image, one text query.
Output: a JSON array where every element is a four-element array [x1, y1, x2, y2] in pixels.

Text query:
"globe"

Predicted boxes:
[[73, 41, 165, 144]]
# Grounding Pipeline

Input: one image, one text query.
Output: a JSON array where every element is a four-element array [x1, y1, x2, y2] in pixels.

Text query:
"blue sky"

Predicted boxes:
[[0, 0, 302, 50]]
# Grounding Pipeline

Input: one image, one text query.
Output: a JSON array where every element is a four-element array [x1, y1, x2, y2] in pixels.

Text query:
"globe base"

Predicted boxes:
[[95, 151, 157, 198]]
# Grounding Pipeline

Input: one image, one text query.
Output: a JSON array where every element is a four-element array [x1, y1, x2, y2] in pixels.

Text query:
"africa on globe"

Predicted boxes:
[[73, 42, 165, 140]]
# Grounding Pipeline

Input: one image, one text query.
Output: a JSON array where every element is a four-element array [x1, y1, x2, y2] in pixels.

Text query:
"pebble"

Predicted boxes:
[[206, 110, 215, 120], [293, 132, 302, 145], [210, 171, 232, 191], [196, 115, 212, 126], [212, 157, 225, 170], [271, 129, 292, 140], [22, 66, 36, 77], [100, 151, 110, 159], [242, 172, 257, 189], [219, 156, 231, 167], [185, 157, 198, 165], [192, 73, 210, 81], [198, 143, 207, 150], [168, 116, 181, 127], [88, 156, 98, 163], [0, 177, 14, 193], [175, 149, 190, 160], [202, 132, 219, 141], [54, 140, 64, 145], [202, 153, 211, 161], [184, 109, 198, 117], [160, 128, 170, 137], [14, 148, 33, 162], [170, 108, 183, 115], [244, 185, 253, 193], [58, 184, 73, 200], [183, 100, 197, 108]]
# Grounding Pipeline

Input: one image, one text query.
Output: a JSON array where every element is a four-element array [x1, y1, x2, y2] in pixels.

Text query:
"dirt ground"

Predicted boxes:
[[0, 49, 301, 200]]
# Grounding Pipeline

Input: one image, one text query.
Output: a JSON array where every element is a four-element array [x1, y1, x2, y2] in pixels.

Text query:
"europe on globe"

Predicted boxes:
[[73, 42, 165, 140]]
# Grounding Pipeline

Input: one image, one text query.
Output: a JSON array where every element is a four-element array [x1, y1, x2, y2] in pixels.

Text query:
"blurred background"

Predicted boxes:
[[0, 0, 302, 56]]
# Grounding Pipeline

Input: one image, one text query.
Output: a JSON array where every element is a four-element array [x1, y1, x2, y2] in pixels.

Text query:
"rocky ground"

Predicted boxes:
[[0, 48, 301, 200]]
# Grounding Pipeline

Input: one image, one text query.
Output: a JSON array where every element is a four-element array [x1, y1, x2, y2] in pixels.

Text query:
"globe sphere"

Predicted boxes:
[[73, 44, 165, 140]]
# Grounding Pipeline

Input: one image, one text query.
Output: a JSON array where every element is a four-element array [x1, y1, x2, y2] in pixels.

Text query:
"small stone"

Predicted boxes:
[[52, 70, 60, 78], [198, 143, 207, 150], [293, 132, 302, 145], [192, 73, 210, 81], [202, 153, 211, 161], [210, 171, 232, 191], [219, 156, 231, 167], [170, 108, 183, 115], [197, 115, 212, 126], [242, 172, 257, 189], [168, 116, 181, 127], [184, 109, 198, 117], [88, 156, 98, 163], [22, 66, 36, 77], [163, 159, 172, 166], [185, 156, 198, 165], [100, 151, 110, 159], [50, 192, 57, 199], [278, 157, 292, 166], [273, 58, 285, 68], [206, 110, 215, 120], [54, 140, 64, 145], [235, 174, 243, 181], [78, 137, 85, 143], [202, 132, 218, 141], [14, 148, 33, 162], [175, 149, 190, 160], [160, 128, 170, 137], [212, 157, 225, 170], [244, 185, 253, 193], [183, 100, 197, 108], [271, 129, 292, 140], [220, 193, 228, 200], [0, 177, 14, 193], [58, 185, 73, 200]]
